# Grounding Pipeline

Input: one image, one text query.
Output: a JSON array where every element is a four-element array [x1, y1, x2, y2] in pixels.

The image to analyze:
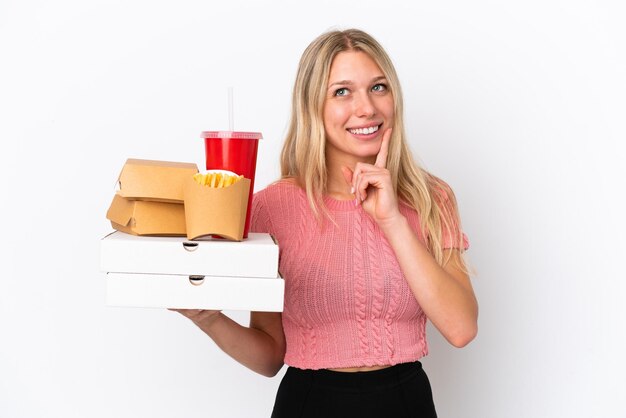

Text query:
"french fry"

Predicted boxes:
[[193, 171, 243, 188]]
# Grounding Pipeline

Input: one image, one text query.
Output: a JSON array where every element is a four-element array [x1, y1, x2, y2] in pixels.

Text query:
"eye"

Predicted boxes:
[[372, 83, 388, 93], [334, 87, 349, 97]]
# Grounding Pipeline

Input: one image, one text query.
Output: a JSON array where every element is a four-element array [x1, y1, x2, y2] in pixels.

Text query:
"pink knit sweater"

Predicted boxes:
[[250, 180, 468, 370]]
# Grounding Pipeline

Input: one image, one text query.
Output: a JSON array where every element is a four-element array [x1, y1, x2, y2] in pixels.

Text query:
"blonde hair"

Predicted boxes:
[[280, 29, 467, 269]]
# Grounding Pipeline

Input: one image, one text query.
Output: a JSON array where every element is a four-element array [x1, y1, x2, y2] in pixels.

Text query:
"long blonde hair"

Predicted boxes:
[[280, 29, 467, 269]]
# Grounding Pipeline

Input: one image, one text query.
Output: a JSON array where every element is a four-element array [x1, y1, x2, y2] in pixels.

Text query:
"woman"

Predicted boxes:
[[176, 29, 478, 417]]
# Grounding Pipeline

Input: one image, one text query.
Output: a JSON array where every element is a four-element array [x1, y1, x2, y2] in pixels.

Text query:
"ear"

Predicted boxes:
[[341, 166, 354, 186]]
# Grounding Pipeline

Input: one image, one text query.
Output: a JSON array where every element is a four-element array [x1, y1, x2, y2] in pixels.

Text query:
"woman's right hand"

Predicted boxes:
[[168, 309, 222, 328], [167, 309, 285, 377]]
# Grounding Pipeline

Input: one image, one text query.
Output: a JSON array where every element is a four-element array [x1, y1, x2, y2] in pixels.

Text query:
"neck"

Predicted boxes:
[[325, 154, 374, 200], [326, 173, 352, 200]]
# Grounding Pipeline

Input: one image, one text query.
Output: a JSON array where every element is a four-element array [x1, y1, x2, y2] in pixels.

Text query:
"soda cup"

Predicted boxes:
[[201, 131, 262, 238]]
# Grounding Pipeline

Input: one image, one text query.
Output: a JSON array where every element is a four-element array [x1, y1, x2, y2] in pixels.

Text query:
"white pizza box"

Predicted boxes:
[[105, 272, 284, 312], [100, 231, 279, 279]]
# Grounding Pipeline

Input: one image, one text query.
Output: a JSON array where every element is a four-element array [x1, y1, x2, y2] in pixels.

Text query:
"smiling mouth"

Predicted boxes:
[[348, 124, 381, 135]]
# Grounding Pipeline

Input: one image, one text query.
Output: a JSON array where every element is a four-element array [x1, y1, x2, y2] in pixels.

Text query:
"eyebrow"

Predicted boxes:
[[328, 75, 387, 89]]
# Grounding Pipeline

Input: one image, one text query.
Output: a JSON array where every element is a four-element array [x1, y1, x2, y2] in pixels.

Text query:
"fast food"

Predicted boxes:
[[193, 171, 243, 188]]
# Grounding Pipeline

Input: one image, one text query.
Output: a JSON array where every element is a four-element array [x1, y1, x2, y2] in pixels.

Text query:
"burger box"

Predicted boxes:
[[116, 158, 199, 203], [100, 231, 284, 312], [105, 158, 198, 236], [106, 194, 187, 236]]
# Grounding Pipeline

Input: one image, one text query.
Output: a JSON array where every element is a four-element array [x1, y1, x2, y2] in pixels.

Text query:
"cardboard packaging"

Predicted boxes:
[[116, 159, 199, 203], [183, 176, 251, 241], [106, 194, 186, 236], [101, 231, 283, 312], [105, 273, 284, 312], [101, 231, 280, 279]]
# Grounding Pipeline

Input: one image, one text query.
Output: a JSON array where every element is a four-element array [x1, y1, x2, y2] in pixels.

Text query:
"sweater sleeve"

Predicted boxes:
[[437, 183, 470, 251], [250, 189, 275, 235]]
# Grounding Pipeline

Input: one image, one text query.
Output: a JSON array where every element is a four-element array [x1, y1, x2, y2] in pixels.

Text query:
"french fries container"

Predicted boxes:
[[183, 175, 251, 241]]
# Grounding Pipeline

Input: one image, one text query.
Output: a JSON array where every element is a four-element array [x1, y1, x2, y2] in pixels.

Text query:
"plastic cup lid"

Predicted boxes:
[[201, 131, 263, 140]]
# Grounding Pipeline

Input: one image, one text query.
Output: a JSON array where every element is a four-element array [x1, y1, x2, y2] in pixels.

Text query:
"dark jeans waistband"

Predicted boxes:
[[286, 361, 424, 393]]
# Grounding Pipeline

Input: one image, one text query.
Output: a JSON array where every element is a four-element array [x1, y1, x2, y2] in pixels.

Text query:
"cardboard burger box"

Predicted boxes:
[[106, 194, 187, 236], [106, 159, 199, 236], [116, 158, 199, 203], [100, 231, 284, 312]]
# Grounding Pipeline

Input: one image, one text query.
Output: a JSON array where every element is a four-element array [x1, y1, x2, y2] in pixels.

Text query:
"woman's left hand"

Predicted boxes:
[[342, 128, 402, 229]]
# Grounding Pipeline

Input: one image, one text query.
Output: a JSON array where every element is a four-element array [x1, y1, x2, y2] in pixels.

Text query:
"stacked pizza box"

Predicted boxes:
[[101, 158, 283, 312]]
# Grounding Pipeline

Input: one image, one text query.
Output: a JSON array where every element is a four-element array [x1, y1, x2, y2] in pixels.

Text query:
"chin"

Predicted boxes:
[[352, 149, 379, 162]]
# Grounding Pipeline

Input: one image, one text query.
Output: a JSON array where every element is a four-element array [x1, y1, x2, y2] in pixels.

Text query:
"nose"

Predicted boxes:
[[353, 91, 376, 118]]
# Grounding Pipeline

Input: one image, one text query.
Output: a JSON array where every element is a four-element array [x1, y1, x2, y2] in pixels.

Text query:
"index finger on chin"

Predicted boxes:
[[375, 128, 392, 168]]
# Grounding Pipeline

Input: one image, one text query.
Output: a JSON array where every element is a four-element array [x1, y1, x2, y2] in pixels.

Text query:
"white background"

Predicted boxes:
[[1, 0, 624, 417]]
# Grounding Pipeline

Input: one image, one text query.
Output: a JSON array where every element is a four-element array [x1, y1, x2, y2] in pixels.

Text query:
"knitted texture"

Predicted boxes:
[[250, 180, 468, 370]]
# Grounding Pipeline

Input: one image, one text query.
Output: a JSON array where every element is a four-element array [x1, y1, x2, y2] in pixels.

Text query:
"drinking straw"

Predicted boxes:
[[228, 86, 234, 131]]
